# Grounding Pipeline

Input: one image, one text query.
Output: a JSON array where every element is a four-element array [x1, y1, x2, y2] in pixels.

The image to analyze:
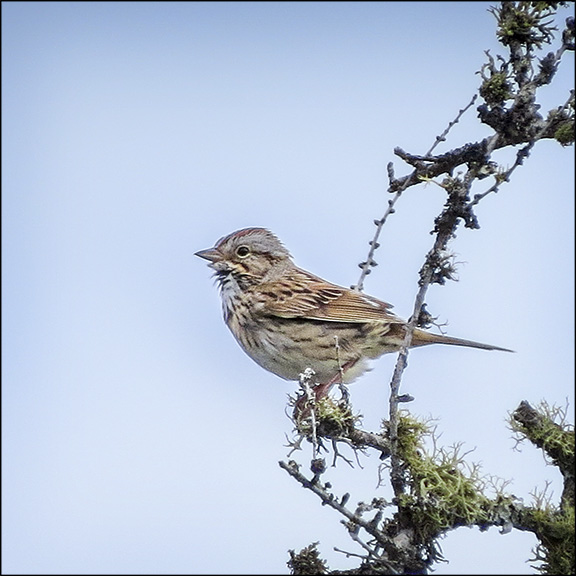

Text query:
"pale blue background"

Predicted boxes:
[[3, 2, 574, 574]]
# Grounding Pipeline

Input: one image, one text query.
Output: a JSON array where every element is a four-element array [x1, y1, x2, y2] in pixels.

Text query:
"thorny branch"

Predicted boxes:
[[279, 460, 392, 551], [352, 95, 479, 294]]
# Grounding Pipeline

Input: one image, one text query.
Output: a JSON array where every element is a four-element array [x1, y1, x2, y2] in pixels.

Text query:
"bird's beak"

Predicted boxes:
[[195, 247, 222, 263]]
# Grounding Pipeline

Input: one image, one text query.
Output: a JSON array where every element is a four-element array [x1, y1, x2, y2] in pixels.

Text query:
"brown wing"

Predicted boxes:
[[257, 267, 403, 324]]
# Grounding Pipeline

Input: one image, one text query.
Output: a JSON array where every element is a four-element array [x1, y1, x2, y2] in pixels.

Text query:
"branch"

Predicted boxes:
[[511, 400, 575, 506]]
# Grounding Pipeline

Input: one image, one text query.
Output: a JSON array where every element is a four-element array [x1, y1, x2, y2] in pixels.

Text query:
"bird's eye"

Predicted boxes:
[[236, 245, 250, 258]]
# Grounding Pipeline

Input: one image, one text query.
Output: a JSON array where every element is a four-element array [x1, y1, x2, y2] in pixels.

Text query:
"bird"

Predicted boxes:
[[196, 227, 513, 400]]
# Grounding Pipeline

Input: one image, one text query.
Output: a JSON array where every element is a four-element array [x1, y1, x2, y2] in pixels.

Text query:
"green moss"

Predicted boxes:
[[287, 542, 328, 575], [531, 505, 575, 575], [499, 10, 538, 45], [296, 396, 357, 438], [480, 73, 512, 106], [554, 120, 575, 146], [510, 401, 575, 469], [493, 2, 559, 48], [394, 414, 508, 545]]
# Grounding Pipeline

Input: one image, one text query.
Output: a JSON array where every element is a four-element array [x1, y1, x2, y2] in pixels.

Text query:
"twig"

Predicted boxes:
[[471, 90, 575, 206], [278, 460, 392, 550], [299, 369, 319, 459], [333, 336, 350, 403], [353, 94, 478, 292]]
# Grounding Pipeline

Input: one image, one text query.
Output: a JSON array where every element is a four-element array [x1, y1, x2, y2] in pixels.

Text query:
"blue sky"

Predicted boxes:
[[2, 2, 574, 574]]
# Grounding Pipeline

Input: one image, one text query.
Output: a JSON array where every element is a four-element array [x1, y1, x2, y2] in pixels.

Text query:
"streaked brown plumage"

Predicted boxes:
[[196, 227, 513, 391]]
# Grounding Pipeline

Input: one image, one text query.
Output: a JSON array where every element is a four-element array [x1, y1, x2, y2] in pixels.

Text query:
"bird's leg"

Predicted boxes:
[[318, 358, 357, 400], [292, 360, 357, 421]]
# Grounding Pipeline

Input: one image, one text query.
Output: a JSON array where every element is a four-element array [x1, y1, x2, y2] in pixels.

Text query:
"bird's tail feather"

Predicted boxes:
[[412, 328, 515, 353]]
